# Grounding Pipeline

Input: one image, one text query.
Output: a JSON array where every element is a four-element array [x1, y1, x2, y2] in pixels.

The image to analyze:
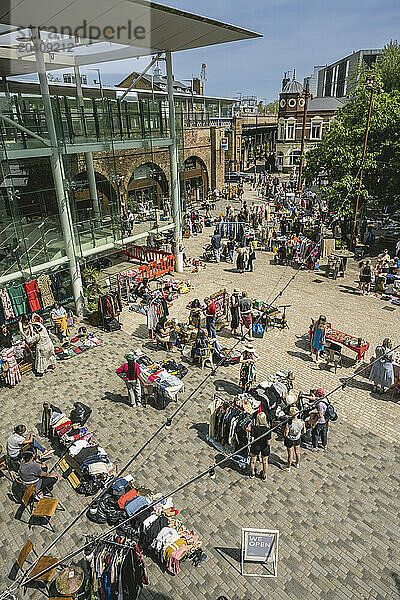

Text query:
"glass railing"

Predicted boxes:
[[0, 94, 173, 151]]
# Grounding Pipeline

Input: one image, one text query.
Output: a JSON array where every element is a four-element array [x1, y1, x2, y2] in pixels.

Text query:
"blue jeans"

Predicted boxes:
[[312, 423, 328, 448], [33, 439, 46, 453], [206, 316, 216, 340]]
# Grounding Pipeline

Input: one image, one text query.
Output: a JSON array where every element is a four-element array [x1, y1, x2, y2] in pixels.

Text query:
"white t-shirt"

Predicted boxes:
[[7, 433, 25, 458]]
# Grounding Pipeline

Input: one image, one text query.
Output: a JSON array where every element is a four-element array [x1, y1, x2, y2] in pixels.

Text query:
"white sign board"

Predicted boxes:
[[221, 137, 229, 151], [241, 528, 279, 577]]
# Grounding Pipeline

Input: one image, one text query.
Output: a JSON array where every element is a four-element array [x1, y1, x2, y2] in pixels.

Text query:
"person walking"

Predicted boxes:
[[283, 407, 305, 471], [360, 260, 373, 295], [116, 356, 144, 407], [249, 411, 271, 481], [369, 338, 395, 394], [236, 244, 246, 273], [310, 315, 327, 364], [204, 297, 217, 340], [246, 240, 256, 272], [311, 389, 328, 450], [211, 229, 222, 263]]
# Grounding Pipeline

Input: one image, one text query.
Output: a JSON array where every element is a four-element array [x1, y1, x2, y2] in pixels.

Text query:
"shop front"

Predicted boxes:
[[184, 157, 209, 205]]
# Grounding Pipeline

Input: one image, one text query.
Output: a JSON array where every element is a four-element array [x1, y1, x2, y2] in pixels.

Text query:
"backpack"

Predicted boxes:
[[321, 401, 338, 422]]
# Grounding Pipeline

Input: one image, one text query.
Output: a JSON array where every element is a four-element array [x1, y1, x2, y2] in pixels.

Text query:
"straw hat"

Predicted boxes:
[[286, 392, 296, 405], [233, 288, 241, 294], [244, 343, 254, 352], [289, 406, 299, 416]]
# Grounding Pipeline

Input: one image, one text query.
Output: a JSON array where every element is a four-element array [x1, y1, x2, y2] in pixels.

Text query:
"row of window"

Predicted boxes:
[[277, 118, 323, 141]]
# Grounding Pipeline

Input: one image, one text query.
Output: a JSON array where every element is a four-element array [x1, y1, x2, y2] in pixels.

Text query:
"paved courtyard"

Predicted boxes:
[[0, 187, 399, 600]]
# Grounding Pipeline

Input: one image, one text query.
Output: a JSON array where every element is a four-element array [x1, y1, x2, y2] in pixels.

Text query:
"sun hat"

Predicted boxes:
[[244, 343, 254, 351], [233, 288, 241, 294], [289, 406, 299, 416], [286, 392, 296, 405]]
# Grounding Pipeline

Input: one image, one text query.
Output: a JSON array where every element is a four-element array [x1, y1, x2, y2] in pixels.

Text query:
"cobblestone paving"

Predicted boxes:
[[0, 186, 399, 600]]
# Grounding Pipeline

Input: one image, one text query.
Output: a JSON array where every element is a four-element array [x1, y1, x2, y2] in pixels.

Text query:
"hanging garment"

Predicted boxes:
[[0, 288, 16, 320], [37, 274, 55, 308], [23, 280, 42, 312], [7, 283, 26, 316]]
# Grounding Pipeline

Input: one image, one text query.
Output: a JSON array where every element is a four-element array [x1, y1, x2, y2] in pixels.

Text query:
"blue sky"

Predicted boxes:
[[15, 0, 399, 101], [97, 0, 398, 101]]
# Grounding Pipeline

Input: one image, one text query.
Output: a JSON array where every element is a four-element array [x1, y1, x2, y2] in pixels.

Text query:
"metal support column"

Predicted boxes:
[[165, 51, 184, 273], [74, 64, 101, 225], [33, 29, 84, 314]]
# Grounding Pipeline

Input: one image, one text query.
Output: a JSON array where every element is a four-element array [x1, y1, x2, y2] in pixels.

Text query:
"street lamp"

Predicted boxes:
[[350, 77, 383, 249]]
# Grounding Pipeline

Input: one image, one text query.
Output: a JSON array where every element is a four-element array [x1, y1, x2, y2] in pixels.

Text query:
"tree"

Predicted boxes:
[[304, 41, 400, 217]]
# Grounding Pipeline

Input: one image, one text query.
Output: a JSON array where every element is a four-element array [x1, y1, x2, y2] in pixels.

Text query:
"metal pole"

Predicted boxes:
[[165, 51, 184, 273], [32, 29, 84, 314], [297, 80, 309, 192], [351, 84, 375, 249], [119, 53, 163, 102], [74, 64, 101, 226]]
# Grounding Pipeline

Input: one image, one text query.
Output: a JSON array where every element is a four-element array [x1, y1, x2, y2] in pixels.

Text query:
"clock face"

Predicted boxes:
[[280, 99, 286, 108], [288, 98, 296, 108], [299, 98, 305, 107]]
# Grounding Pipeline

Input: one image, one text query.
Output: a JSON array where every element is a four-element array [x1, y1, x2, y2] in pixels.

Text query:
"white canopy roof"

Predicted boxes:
[[0, 0, 262, 76]]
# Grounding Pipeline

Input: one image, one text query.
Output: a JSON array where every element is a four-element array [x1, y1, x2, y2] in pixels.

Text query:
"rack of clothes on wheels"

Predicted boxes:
[[98, 291, 122, 332], [206, 394, 262, 469], [86, 475, 206, 576], [84, 534, 148, 600]]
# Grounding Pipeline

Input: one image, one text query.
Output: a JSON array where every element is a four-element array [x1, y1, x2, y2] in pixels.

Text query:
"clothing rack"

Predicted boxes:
[[84, 534, 136, 550]]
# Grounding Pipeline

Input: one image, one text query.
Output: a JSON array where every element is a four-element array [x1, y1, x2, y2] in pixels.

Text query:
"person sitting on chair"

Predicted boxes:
[[51, 302, 69, 339], [19, 449, 58, 497], [7, 425, 53, 471]]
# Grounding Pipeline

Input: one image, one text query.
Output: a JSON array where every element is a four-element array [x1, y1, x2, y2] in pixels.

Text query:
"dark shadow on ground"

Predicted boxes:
[[213, 379, 242, 395], [103, 391, 129, 405], [287, 350, 313, 363], [189, 422, 208, 442], [214, 547, 241, 576]]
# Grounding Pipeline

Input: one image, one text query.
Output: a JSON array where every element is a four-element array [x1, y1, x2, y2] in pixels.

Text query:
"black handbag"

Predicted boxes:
[[70, 402, 92, 426]]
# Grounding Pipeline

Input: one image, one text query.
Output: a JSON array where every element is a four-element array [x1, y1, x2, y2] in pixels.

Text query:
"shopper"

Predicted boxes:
[[246, 240, 256, 272], [230, 289, 241, 335], [311, 389, 328, 450], [211, 229, 222, 263], [188, 299, 202, 330], [25, 322, 57, 376], [360, 260, 373, 295], [0, 338, 21, 387], [239, 291, 253, 338], [310, 315, 327, 364], [239, 343, 258, 391], [283, 407, 305, 471], [236, 243, 246, 273], [19, 449, 58, 497], [369, 338, 395, 394], [116, 357, 144, 407], [249, 411, 271, 481], [204, 297, 217, 340], [155, 317, 176, 351]]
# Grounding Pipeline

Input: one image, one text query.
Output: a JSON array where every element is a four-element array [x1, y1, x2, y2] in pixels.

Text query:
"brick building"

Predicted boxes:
[[275, 75, 344, 174]]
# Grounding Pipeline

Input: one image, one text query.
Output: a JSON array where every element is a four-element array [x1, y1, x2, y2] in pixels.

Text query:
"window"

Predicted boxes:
[[311, 121, 322, 139], [289, 151, 301, 166], [277, 152, 283, 170], [286, 120, 295, 140], [278, 119, 285, 141]]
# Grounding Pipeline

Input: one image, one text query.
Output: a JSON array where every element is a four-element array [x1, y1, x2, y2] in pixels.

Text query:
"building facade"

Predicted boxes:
[[275, 77, 344, 174], [316, 49, 382, 98]]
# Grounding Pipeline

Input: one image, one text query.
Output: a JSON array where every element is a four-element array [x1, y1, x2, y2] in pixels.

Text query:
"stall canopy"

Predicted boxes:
[[0, 0, 262, 76]]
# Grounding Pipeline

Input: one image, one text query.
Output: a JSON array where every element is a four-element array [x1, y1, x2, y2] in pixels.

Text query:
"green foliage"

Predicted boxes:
[[82, 266, 103, 314], [304, 41, 400, 216]]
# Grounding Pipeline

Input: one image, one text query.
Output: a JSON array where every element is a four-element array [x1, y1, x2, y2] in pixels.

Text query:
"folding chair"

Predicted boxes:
[[0, 453, 13, 481], [15, 540, 58, 596], [21, 484, 62, 532]]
